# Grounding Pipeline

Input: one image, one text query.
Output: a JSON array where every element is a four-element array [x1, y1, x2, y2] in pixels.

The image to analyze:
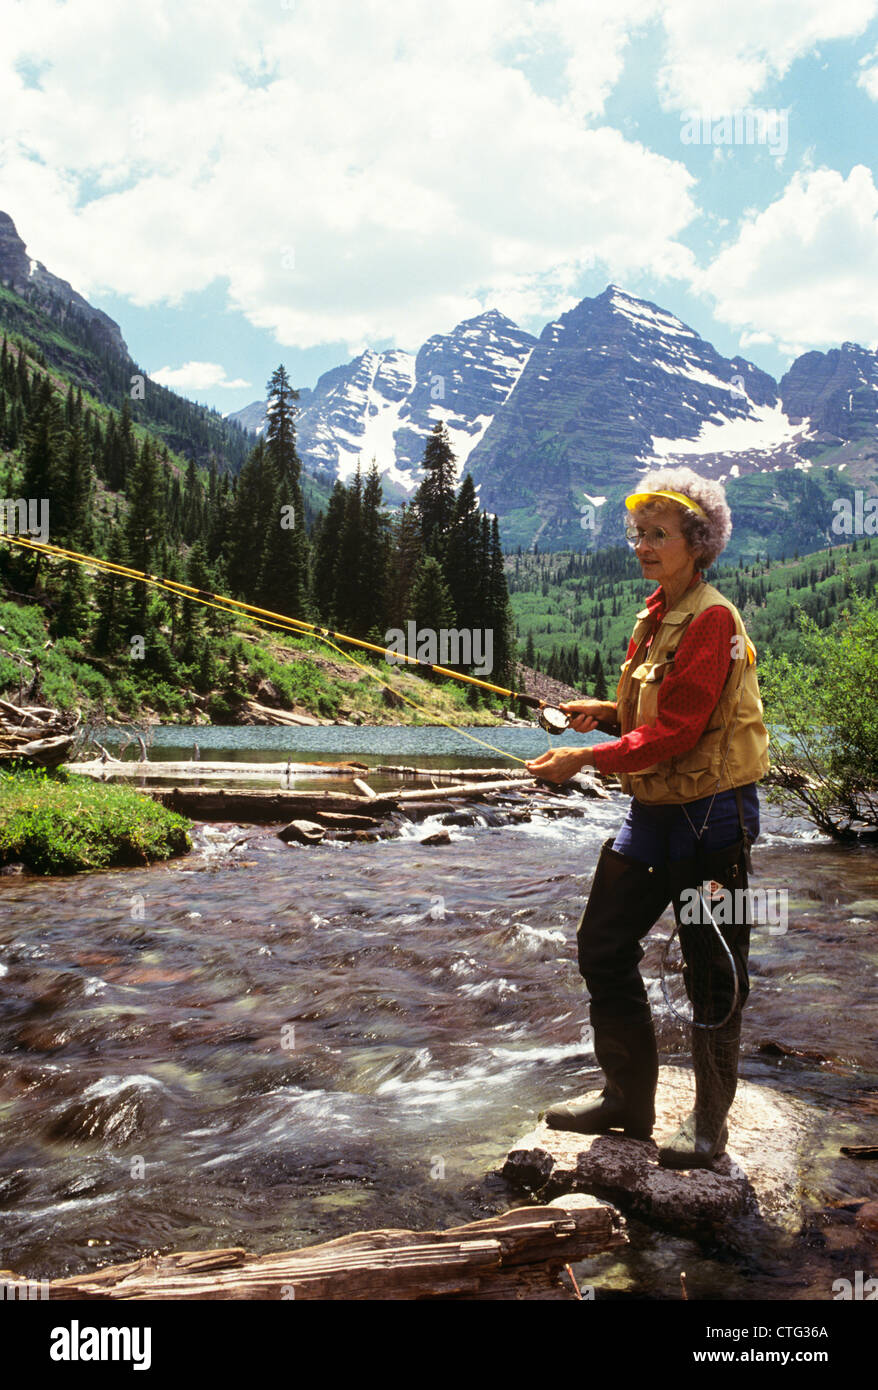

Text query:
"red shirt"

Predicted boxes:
[[591, 574, 735, 776]]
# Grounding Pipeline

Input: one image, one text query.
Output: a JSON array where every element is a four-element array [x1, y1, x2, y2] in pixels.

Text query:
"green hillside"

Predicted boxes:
[[508, 539, 878, 691], [0, 298, 512, 726]]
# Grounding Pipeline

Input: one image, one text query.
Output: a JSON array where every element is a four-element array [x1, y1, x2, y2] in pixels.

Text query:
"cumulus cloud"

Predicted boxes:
[[2, 0, 876, 357], [656, 0, 878, 111], [149, 362, 251, 391], [0, 0, 698, 351], [697, 165, 878, 351], [858, 45, 878, 97]]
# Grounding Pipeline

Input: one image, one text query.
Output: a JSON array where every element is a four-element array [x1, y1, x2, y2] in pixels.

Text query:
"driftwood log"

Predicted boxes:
[[69, 758, 371, 780], [0, 699, 77, 768], [135, 778, 541, 823], [3, 1198, 624, 1301]]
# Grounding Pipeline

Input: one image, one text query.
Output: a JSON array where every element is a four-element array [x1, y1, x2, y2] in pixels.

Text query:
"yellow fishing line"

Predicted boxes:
[[313, 633, 529, 765]]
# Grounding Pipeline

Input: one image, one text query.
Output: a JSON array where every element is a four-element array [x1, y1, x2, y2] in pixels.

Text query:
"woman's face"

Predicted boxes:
[[629, 503, 698, 592]]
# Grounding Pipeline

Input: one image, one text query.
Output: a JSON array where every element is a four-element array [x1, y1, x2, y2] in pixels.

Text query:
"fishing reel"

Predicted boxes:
[[537, 705, 570, 736]]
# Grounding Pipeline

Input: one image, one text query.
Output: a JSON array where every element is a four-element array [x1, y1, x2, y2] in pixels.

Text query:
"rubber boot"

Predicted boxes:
[[659, 838, 751, 1169], [657, 1010, 742, 1167], [544, 838, 671, 1139]]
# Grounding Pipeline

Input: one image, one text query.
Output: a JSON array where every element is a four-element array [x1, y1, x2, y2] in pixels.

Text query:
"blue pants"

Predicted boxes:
[[576, 784, 759, 1030], [612, 785, 760, 867]]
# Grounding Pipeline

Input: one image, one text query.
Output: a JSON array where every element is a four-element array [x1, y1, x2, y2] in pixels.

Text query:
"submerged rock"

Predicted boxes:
[[502, 1065, 812, 1238], [278, 820, 326, 845], [420, 829, 452, 846]]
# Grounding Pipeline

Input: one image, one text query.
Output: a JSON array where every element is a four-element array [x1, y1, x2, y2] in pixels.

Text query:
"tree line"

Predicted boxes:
[[0, 343, 514, 704]]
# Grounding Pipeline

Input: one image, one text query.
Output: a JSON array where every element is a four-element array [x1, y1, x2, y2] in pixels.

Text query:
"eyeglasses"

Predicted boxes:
[[625, 525, 681, 550]]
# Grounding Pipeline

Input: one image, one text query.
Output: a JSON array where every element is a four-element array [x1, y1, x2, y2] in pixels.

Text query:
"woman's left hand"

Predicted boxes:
[[525, 748, 592, 783]]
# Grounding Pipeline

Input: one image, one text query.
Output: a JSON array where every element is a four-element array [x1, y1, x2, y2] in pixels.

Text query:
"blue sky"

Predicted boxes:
[[2, 0, 878, 413]]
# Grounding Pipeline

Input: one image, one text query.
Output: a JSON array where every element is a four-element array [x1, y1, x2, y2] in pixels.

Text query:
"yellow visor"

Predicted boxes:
[[625, 488, 707, 518]]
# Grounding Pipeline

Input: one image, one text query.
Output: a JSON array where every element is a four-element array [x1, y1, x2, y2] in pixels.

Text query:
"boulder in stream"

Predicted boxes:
[[278, 819, 326, 845], [502, 1065, 812, 1239]]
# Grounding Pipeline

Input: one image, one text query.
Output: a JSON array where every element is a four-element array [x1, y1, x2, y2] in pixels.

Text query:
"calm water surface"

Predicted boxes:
[[1, 726, 876, 1299]]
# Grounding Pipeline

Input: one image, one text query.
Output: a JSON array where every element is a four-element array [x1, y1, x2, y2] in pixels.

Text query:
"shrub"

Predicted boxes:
[[759, 584, 878, 838]]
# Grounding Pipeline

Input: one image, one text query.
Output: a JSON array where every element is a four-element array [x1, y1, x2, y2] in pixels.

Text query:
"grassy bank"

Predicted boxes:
[[0, 599, 509, 727], [0, 767, 192, 874]]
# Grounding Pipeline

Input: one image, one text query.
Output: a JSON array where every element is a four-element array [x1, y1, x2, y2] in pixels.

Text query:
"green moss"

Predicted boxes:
[[0, 768, 191, 874]]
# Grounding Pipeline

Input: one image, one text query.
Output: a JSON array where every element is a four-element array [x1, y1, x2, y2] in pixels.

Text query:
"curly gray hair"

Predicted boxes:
[[630, 466, 732, 568]]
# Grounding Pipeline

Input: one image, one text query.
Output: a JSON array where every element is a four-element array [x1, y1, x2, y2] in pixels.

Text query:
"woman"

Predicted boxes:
[[525, 467, 769, 1169]]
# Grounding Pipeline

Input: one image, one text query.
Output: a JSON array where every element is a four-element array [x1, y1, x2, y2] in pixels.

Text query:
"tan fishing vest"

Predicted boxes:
[[615, 580, 770, 805]]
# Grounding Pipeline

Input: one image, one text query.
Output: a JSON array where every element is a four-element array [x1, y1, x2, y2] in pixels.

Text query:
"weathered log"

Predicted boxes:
[[372, 765, 530, 782], [314, 812, 384, 830], [68, 758, 369, 780], [7, 1197, 623, 1300], [352, 777, 378, 800], [373, 778, 535, 805], [143, 788, 399, 821], [243, 701, 321, 726], [0, 699, 78, 767]]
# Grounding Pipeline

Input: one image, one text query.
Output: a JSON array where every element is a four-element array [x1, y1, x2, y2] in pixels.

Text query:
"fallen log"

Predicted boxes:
[[0, 699, 77, 768], [5, 1197, 623, 1300], [242, 701, 321, 726], [372, 778, 536, 806], [352, 777, 378, 800], [68, 758, 369, 780], [372, 765, 529, 782], [143, 788, 399, 821]]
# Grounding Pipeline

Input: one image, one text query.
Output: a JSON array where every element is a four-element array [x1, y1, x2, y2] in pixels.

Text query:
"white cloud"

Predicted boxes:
[[3, 0, 875, 360], [656, 0, 878, 110], [858, 45, 878, 97], [0, 0, 698, 351], [697, 165, 878, 351], [150, 361, 251, 391]]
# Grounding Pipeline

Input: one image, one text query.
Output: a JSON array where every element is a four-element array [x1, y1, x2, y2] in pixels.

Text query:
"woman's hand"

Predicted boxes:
[[525, 747, 593, 783], [558, 699, 614, 733]]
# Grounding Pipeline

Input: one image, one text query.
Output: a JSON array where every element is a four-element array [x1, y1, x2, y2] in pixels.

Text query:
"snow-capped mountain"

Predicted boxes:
[[228, 310, 537, 498], [231, 284, 870, 550], [466, 285, 823, 548], [4, 180, 857, 558]]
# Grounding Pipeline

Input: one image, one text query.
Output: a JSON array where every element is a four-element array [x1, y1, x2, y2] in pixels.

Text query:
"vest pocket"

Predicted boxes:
[[635, 659, 674, 725]]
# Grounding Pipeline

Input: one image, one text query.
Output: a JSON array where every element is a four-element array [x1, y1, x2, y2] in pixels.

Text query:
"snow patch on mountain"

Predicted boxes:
[[645, 401, 807, 462]]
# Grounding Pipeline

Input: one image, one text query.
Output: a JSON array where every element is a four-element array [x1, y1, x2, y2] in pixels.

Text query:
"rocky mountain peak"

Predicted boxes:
[[0, 209, 127, 359]]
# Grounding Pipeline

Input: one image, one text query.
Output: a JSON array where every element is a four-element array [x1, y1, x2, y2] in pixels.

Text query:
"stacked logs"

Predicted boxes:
[[0, 698, 78, 769]]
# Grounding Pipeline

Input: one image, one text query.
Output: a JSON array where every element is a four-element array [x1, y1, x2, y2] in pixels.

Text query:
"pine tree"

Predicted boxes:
[[359, 461, 389, 636], [334, 466, 363, 632], [124, 438, 161, 631], [21, 382, 61, 499], [313, 480, 347, 622], [444, 473, 482, 630], [262, 364, 308, 615], [410, 554, 455, 634], [414, 422, 456, 556], [92, 529, 129, 655], [228, 440, 274, 600], [486, 515, 514, 684], [386, 502, 422, 629], [55, 424, 94, 548]]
